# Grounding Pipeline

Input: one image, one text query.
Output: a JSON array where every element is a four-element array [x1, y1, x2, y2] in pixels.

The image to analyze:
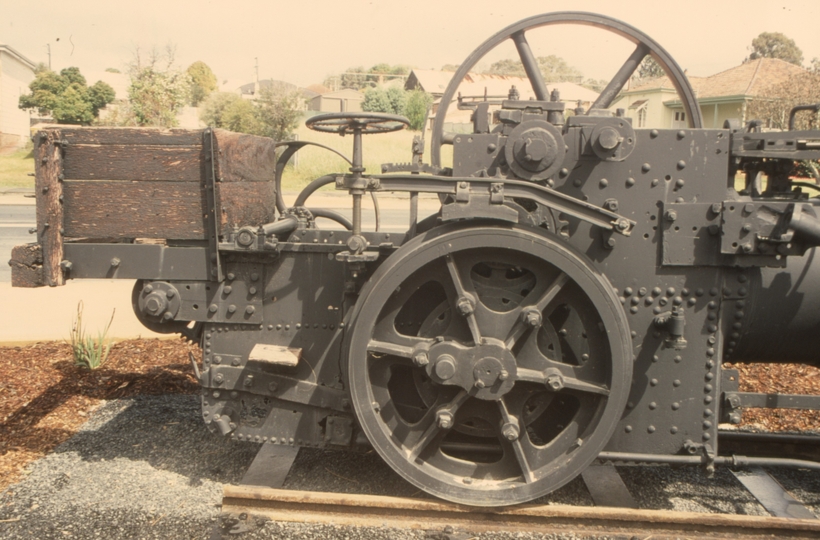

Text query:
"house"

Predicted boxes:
[[308, 88, 364, 113], [0, 45, 36, 151], [611, 58, 808, 129]]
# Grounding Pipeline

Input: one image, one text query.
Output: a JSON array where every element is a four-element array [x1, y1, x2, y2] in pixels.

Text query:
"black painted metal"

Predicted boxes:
[[20, 11, 820, 508]]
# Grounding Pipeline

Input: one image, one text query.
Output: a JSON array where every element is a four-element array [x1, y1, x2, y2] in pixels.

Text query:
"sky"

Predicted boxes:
[[1, 0, 819, 88]]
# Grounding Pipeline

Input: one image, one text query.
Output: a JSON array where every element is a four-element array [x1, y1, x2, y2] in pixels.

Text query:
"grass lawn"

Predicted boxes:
[[0, 146, 34, 189]]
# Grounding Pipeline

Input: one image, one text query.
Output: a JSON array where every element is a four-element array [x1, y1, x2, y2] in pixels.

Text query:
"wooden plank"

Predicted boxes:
[[220, 181, 277, 230], [240, 444, 300, 488], [61, 127, 202, 146], [62, 181, 277, 239], [9, 243, 44, 288], [62, 181, 206, 239], [34, 130, 64, 286], [213, 129, 277, 182], [62, 145, 203, 182]]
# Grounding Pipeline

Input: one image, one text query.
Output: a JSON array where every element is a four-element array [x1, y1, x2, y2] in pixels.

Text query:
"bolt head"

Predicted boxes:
[[436, 411, 454, 430], [413, 351, 429, 367], [546, 374, 564, 391], [456, 297, 474, 316], [434, 355, 456, 380], [498, 369, 509, 381], [665, 210, 677, 222], [523, 309, 542, 327], [474, 380, 486, 389], [502, 422, 520, 441]]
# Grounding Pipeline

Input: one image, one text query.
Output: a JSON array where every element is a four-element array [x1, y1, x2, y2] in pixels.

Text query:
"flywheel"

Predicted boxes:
[[346, 224, 632, 506]]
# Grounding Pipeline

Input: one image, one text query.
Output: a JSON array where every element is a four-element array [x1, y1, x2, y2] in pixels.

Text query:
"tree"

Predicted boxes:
[[18, 66, 115, 124], [200, 92, 243, 127], [187, 61, 217, 106], [746, 69, 820, 131], [485, 55, 583, 83], [405, 89, 432, 131], [362, 88, 392, 113], [128, 67, 191, 126], [253, 86, 303, 141], [325, 63, 411, 90], [745, 32, 803, 65], [637, 57, 665, 80], [440, 64, 460, 72]]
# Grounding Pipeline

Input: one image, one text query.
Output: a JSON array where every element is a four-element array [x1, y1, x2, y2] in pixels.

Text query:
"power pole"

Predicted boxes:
[[46, 43, 51, 70]]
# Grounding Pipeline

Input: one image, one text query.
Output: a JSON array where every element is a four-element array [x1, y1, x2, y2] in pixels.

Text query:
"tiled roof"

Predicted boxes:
[[626, 58, 806, 99]]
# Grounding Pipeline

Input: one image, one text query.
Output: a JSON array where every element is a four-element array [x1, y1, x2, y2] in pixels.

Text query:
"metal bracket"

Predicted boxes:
[[455, 181, 470, 203], [203, 129, 223, 282]]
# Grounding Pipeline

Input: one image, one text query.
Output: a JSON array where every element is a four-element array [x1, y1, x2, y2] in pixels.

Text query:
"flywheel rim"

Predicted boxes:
[[346, 224, 632, 506]]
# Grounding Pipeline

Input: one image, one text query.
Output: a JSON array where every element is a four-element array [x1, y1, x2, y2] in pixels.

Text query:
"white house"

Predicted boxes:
[[0, 45, 36, 151]]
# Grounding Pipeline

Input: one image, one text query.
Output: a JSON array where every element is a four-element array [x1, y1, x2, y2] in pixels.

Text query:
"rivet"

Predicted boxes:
[[649, 130, 659, 138], [704, 409, 713, 417], [651, 178, 659, 186], [227, 305, 237, 313], [599, 178, 608, 188], [673, 379, 681, 387], [647, 425, 656, 433], [671, 426, 679, 434], [738, 274, 748, 283], [624, 287, 634, 296], [638, 287, 647, 296], [652, 355, 659, 362], [705, 396, 713, 404], [296, 323, 302, 329], [732, 322, 742, 330], [276, 324, 282, 330], [674, 356, 682, 363], [707, 313, 716, 320], [671, 402, 680, 410], [730, 332, 740, 339], [652, 307, 661, 314], [626, 177, 635, 187], [631, 297, 640, 305], [673, 296, 683, 306], [677, 160, 686, 170], [705, 372, 714, 381], [703, 421, 713, 429], [650, 378, 658, 386], [630, 330, 637, 338], [688, 298, 697, 306], [652, 287, 662, 296], [642, 163, 652, 172], [703, 433, 711, 441], [649, 402, 657, 410], [645, 297, 654, 306], [709, 288, 718, 296], [625, 425, 633, 433], [573, 179, 582, 187], [704, 384, 713, 393]]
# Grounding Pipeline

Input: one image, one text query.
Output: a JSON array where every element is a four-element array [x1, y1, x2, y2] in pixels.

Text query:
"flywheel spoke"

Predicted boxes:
[[517, 366, 610, 396], [591, 43, 649, 110], [511, 31, 548, 101]]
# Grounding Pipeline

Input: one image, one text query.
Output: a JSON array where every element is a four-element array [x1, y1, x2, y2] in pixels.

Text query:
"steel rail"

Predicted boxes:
[[221, 486, 820, 538]]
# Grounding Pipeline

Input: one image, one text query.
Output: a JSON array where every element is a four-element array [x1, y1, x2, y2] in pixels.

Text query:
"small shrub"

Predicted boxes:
[[70, 301, 115, 370]]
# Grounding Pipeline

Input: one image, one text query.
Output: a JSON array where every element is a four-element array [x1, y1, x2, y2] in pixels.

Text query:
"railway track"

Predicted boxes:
[[214, 431, 820, 539]]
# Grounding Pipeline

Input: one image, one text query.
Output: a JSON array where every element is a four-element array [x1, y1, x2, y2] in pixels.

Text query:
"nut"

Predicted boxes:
[[546, 373, 564, 391], [501, 422, 520, 441], [436, 410, 454, 430], [456, 297, 474, 316], [413, 351, 429, 367]]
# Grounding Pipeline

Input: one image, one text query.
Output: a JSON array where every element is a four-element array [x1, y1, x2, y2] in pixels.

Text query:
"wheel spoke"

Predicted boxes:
[[591, 43, 649, 110], [408, 390, 470, 460], [445, 254, 482, 344], [497, 397, 535, 483], [517, 366, 610, 396], [505, 272, 569, 349], [511, 31, 548, 101], [368, 340, 415, 358]]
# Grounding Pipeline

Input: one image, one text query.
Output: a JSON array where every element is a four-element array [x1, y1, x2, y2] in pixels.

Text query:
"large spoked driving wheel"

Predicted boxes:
[[347, 225, 632, 506]]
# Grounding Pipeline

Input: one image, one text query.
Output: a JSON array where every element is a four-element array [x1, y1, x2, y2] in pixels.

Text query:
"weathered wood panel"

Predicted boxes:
[[63, 181, 207, 239], [213, 129, 277, 182], [62, 181, 277, 239], [34, 130, 64, 286], [220, 182, 277, 229], [9, 243, 44, 288], [62, 145, 203, 182], [61, 128, 202, 146]]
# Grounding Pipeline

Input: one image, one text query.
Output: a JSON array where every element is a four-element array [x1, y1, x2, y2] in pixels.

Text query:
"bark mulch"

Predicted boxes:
[[1, 338, 820, 493], [0, 338, 199, 492]]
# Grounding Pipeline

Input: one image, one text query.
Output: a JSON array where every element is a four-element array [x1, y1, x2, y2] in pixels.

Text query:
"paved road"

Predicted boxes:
[[0, 203, 35, 283]]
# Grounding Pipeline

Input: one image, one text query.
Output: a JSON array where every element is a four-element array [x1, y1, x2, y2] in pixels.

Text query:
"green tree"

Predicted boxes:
[[637, 57, 665, 80], [254, 86, 303, 141], [745, 32, 804, 65], [187, 61, 217, 106], [440, 64, 460, 72], [386, 87, 407, 115], [223, 99, 261, 134], [18, 67, 115, 124], [485, 55, 583, 83], [128, 67, 191, 127], [200, 92, 243, 127], [362, 87, 392, 113], [405, 89, 432, 131]]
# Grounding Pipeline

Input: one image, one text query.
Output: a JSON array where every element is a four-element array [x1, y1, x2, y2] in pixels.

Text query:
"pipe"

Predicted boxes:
[[294, 175, 336, 207], [598, 451, 820, 470], [719, 431, 820, 446], [789, 103, 820, 131], [261, 215, 298, 236], [309, 208, 353, 230]]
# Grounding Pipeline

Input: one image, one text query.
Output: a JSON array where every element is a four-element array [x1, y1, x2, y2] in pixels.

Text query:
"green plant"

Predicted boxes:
[[69, 301, 115, 370]]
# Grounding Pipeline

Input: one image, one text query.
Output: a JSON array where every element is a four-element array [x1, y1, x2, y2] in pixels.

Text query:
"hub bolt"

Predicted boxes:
[[522, 309, 542, 328], [456, 297, 474, 316], [498, 370, 509, 381], [546, 373, 564, 391], [502, 422, 520, 441], [436, 410, 454, 430], [413, 351, 429, 367]]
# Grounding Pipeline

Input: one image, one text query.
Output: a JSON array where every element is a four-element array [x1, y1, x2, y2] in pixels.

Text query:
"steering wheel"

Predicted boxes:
[[306, 112, 410, 135], [430, 11, 703, 168]]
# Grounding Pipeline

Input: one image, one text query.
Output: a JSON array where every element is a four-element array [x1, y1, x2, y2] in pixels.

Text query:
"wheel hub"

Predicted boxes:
[[425, 338, 517, 400]]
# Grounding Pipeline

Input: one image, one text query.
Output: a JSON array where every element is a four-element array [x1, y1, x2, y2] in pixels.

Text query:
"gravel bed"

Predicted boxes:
[[1, 394, 819, 539]]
